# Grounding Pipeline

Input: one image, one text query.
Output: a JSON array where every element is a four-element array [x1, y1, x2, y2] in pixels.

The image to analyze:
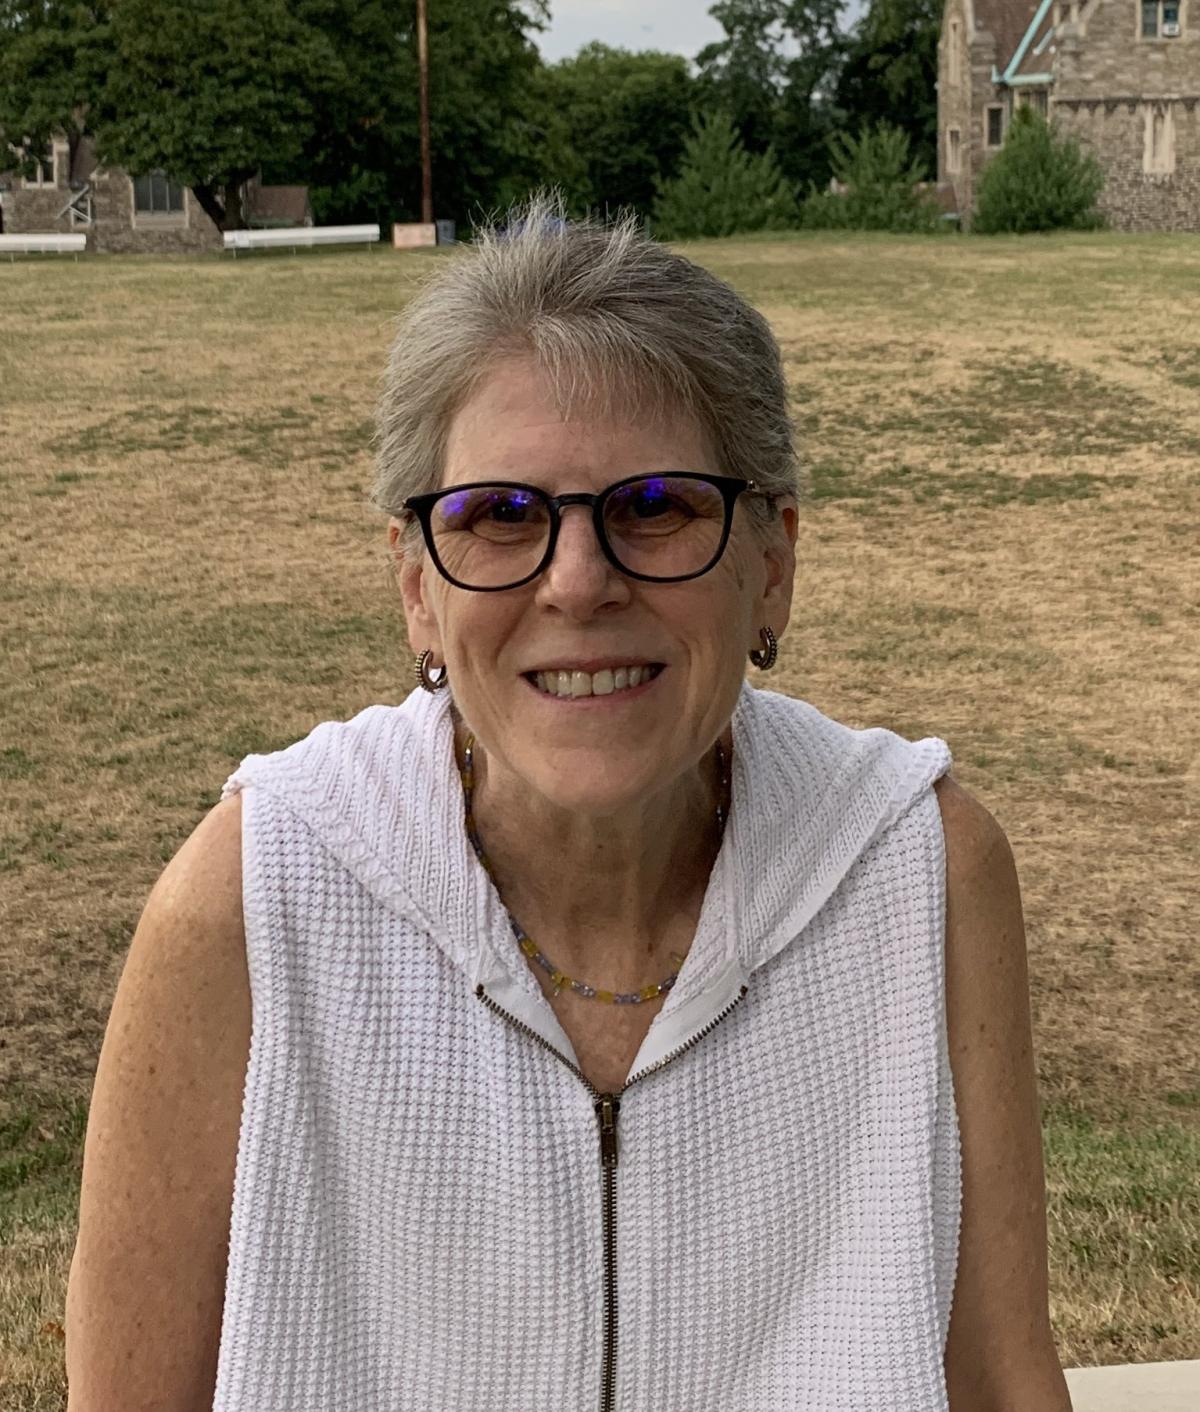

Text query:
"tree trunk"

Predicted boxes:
[[223, 179, 246, 231], [192, 183, 227, 230]]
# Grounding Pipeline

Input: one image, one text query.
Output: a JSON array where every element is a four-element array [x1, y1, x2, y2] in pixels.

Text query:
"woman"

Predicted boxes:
[[65, 200, 1073, 1411]]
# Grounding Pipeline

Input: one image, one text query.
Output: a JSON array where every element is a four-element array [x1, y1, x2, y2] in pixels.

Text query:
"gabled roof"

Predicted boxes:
[[970, 0, 1043, 70], [1007, 0, 1057, 79]]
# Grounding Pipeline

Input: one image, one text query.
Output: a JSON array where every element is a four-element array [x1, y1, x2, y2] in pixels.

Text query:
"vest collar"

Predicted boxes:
[[223, 680, 950, 1078]]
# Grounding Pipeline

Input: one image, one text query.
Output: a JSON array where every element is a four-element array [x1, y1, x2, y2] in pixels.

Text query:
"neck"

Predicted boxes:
[[453, 709, 732, 990]]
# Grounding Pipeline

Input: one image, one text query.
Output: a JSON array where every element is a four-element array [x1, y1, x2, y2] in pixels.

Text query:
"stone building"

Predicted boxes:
[[936, 0, 1200, 230], [0, 134, 311, 252]]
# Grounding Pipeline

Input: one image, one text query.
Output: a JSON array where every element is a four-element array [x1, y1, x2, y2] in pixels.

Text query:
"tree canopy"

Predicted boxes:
[[0, 0, 550, 229], [1, 0, 951, 232], [95, 0, 341, 229], [697, 0, 847, 191], [835, 0, 940, 176], [531, 43, 697, 217], [0, 0, 96, 180]]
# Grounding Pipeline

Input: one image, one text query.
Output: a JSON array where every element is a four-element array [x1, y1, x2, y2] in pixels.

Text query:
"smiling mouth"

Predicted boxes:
[[523, 664, 665, 700]]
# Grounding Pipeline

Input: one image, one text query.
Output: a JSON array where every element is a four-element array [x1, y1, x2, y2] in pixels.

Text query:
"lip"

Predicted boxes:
[[522, 664, 666, 703]]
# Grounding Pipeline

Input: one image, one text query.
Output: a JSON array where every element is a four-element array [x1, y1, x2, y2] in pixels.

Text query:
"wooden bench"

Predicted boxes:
[[223, 224, 380, 255]]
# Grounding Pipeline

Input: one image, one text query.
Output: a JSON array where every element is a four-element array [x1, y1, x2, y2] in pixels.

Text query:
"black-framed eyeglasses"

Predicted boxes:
[[402, 472, 762, 592]]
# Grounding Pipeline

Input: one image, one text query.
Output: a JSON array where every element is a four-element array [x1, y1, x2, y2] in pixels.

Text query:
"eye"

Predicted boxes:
[[628, 486, 681, 519], [483, 491, 537, 524], [606, 476, 715, 533], [437, 486, 547, 533]]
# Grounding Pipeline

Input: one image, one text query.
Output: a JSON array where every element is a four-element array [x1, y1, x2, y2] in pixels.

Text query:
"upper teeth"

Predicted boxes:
[[533, 665, 655, 698]]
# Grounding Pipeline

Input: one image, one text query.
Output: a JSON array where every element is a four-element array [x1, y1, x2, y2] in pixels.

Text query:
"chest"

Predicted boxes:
[[543, 986, 666, 1093], [519, 920, 703, 1094], [221, 887, 960, 1412]]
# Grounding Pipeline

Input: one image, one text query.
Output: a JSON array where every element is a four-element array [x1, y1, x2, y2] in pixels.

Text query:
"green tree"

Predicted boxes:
[[529, 43, 697, 218], [0, 0, 98, 182], [274, 0, 414, 226], [834, 0, 939, 175], [280, 0, 550, 228], [93, 0, 341, 229], [651, 109, 798, 240], [973, 105, 1106, 233], [695, 0, 786, 156], [696, 0, 847, 191], [1, 0, 552, 232], [800, 121, 941, 230]]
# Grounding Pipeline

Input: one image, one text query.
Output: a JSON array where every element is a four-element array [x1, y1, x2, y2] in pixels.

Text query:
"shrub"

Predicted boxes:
[[973, 105, 1106, 233], [800, 122, 943, 233], [651, 110, 798, 240]]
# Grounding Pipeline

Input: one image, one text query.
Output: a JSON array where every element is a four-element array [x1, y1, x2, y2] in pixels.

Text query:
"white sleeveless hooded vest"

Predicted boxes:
[[213, 680, 960, 1412]]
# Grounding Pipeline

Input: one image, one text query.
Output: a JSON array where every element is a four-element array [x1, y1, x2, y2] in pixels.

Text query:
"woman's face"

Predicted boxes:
[[392, 357, 797, 817]]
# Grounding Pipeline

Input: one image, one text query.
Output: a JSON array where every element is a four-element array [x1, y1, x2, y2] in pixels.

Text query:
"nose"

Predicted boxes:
[[535, 503, 627, 611]]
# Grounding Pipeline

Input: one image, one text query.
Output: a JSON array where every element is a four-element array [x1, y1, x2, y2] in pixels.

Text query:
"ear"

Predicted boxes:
[[756, 498, 798, 641], [388, 517, 443, 657]]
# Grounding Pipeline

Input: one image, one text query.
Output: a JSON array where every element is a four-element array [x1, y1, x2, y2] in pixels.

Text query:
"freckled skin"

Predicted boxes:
[[390, 355, 798, 967]]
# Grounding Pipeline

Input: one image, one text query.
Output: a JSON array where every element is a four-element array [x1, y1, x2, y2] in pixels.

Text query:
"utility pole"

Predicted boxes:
[[416, 0, 433, 224]]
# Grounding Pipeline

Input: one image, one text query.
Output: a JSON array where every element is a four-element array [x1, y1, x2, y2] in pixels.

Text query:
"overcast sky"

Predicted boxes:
[[534, 0, 865, 64], [535, 0, 723, 61]]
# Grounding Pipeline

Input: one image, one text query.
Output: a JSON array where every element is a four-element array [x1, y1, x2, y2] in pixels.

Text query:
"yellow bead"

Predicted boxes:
[[596, 990, 615, 1004], [519, 938, 537, 957], [550, 970, 568, 988], [639, 984, 660, 1001]]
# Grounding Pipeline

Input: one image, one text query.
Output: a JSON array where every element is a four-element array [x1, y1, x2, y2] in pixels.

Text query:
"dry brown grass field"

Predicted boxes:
[[1, 232, 1197, 1406]]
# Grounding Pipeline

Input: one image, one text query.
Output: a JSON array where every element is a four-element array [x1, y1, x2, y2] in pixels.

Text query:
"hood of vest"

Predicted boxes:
[[222, 681, 951, 1075]]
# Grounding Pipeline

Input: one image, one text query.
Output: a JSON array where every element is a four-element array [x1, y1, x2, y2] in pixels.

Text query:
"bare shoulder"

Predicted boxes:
[[932, 771, 1012, 871], [146, 789, 244, 933], [930, 774, 1073, 1411], [65, 793, 251, 1411]]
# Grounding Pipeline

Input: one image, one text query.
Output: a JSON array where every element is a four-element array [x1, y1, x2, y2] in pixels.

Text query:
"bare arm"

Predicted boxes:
[[65, 793, 251, 1412], [935, 775, 1074, 1412]]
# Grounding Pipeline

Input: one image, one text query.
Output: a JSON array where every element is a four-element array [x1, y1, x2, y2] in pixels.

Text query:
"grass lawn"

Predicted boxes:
[[1, 232, 1198, 1405]]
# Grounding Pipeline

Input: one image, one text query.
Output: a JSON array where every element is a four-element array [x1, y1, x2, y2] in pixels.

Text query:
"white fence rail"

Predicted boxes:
[[224, 224, 379, 253], [0, 233, 88, 258]]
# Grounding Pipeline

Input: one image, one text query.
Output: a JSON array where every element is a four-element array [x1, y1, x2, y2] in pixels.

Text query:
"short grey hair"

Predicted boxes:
[[373, 192, 800, 562]]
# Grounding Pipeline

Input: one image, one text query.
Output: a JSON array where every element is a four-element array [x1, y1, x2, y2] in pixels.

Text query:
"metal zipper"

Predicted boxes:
[[475, 980, 749, 1412]]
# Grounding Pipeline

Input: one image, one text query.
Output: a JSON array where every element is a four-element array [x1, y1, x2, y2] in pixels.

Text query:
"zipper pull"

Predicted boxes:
[[595, 1093, 621, 1169]]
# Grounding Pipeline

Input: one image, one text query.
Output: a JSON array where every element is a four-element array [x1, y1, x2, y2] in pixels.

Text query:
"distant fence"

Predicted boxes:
[[223, 224, 380, 254], [0, 233, 88, 260]]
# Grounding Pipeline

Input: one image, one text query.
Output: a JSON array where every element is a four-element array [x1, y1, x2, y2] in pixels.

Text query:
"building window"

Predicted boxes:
[[1142, 0, 1182, 35], [948, 17, 962, 84], [132, 171, 185, 215], [1144, 102, 1176, 173], [20, 142, 56, 188], [1031, 89, 1049, 117], [987, 106, 1004, 146], [947, 127, 962, 173]]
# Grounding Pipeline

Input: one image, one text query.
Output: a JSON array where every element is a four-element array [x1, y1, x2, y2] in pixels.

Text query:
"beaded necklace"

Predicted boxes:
[[456, 727, 731, 1004]]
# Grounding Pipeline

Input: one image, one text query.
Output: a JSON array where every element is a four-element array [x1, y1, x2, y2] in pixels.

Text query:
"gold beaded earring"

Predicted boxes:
[[749, 626, 778, 670], [414, 648, 449, 692]]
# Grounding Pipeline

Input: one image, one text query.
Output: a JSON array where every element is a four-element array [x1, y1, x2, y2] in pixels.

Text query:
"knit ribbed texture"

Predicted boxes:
[[213, 680, 960, 1411]]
